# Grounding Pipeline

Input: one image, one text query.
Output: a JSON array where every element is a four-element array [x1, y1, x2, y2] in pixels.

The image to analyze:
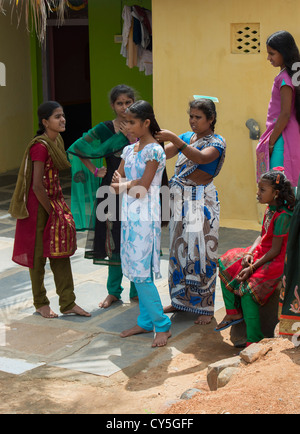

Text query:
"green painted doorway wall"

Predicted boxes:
[[88, 0, 153, 125]]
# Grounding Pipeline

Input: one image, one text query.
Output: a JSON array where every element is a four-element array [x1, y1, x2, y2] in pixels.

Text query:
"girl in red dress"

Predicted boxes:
[[9, 101, 90, 318], [215, 168, 295, 346]]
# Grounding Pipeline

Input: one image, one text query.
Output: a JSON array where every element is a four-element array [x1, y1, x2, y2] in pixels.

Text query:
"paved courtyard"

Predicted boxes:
[[0, 169, 259, 379]]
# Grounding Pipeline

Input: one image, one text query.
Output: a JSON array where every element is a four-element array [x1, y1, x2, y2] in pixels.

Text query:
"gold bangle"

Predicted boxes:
[[243, 252, 253, 257]]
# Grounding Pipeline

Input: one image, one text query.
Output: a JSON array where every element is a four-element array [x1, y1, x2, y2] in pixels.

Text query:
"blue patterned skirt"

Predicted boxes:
[[168, 178, 220, 316]]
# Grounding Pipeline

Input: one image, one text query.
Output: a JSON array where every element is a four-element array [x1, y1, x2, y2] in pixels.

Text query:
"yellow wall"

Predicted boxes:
[[152, 0, 300, 229], [0, 15, 34, 173]]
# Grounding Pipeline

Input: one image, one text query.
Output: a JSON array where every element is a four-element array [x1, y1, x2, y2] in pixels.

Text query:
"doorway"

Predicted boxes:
[[43, 19, 91, 149]]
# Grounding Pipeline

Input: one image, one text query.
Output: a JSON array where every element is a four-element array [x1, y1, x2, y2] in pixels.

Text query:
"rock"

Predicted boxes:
[[180, 388, 203, 400], [217, 367, 241, 388], [240, 343, 272, 363], [207, 356, 242, 391]]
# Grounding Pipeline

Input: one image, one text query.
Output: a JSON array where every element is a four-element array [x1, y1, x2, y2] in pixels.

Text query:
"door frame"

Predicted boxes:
[[42, 18, 89, 101]]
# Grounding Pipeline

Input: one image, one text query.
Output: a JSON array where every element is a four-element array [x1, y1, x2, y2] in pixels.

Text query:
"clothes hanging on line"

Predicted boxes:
[[120, 5, 152, 76]]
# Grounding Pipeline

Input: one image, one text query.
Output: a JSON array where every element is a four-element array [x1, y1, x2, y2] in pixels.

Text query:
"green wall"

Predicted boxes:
[[88, 0, 153, 124], [0, 14, 34, 172], [29, 32, 43, 135]]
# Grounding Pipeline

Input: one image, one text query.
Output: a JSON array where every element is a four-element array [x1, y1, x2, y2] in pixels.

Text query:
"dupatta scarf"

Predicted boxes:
[[9, 134, 70, 220]]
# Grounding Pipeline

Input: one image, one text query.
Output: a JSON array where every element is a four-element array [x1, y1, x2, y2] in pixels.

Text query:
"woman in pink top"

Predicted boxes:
[[256, 31, 300, 187]]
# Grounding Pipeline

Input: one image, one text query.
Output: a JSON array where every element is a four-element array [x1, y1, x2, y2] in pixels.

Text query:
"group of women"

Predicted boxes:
[[9, 30, 300, 348]]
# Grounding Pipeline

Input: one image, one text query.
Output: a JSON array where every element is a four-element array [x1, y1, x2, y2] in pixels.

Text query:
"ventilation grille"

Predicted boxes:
[[231, 23, 260, 54]]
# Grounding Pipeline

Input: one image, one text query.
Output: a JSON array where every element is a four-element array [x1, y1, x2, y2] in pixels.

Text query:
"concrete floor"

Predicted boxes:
[[0, 168, 259, 377]]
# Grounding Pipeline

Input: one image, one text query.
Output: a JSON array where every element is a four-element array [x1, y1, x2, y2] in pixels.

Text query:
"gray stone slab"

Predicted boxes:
[[69, 249, 107, 274], [21, 280, 127, 322], [0, 201, 12, 211], [0, 191, 13, 201], [49, 333, 155, 376], [0, 245, 18, 273], [0, 356, 45, 375], [0, 271, 54, 310], [0, 222, 14, 231], [218, 227, 260, 255], [0, 174, 18, 188], [98, 302, 199, 339]]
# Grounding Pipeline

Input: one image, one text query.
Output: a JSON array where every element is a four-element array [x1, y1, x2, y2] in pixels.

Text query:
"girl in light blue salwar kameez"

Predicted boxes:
[[111, 100, 171, 347]]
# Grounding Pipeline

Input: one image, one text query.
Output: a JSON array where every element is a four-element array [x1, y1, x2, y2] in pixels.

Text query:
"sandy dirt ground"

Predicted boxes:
[[0, 319, 299, 415]]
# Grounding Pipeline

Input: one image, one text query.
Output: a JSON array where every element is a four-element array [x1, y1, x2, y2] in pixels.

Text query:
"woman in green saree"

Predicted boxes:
[[67, 85, 138, 308]]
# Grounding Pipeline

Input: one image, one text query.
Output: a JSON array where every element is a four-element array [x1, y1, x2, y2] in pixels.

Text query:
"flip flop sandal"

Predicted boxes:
[[214, 318, 244, 332]]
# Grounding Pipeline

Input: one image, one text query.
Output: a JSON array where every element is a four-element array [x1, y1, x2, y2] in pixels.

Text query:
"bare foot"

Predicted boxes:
[[36, 305, 58, 318], [163, 304, 180, 314], [194, 315, 213, 325], [152, 330, 172, 347], [120, 324, 152, 338], [99, 294, 118, 308], [130, 296, 139, 302], [63, 304, 91, 317]]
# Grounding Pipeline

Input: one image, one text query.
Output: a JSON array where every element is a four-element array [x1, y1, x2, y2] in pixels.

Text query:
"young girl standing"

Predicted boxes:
[[256, 30, 300, 187], [67, 85, 139, 309], [215, 168, 295, 346], [9, 101, 90, 318], [111, 100, 171, 348]]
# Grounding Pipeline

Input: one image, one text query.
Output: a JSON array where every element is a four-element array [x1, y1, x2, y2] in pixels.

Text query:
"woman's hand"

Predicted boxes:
[[119, 121, 136, 143], [112, 170, 122, 184], [95, 166, 107, 178], [269, 136, 275, 156], [119, 121, 129, 136], [155, 129, 177, 143]]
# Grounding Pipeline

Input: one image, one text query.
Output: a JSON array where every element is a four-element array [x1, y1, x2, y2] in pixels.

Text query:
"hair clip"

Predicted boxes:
[[193, 95, 219, 103], [276, 174, 281, 184]]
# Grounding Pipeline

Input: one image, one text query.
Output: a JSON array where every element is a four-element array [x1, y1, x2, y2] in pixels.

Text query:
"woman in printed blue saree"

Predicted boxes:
[[155, 98, 226, 325]]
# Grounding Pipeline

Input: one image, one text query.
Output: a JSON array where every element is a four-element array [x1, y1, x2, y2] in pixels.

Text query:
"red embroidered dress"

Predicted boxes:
[[12, 143, 76, 268], [218, 205, 292, 305]]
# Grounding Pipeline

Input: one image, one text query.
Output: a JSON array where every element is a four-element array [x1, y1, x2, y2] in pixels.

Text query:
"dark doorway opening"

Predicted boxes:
[[45, 23, 91, 149]]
